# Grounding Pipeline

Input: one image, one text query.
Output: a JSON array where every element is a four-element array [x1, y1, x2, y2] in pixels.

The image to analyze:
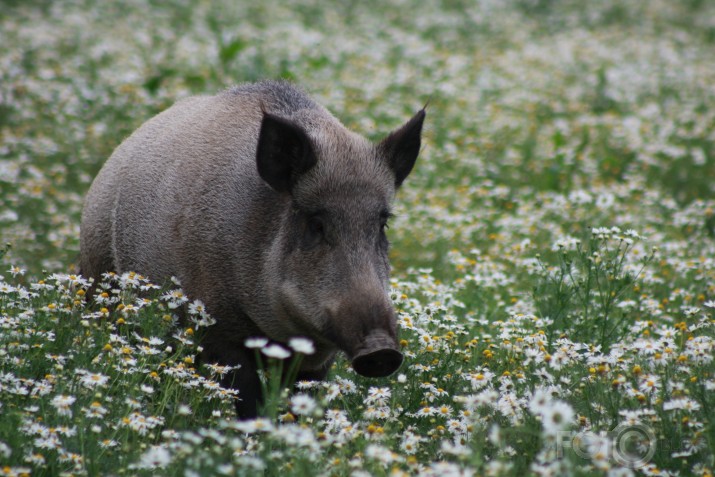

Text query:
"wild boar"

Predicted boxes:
[[80, 80, 425, 418]]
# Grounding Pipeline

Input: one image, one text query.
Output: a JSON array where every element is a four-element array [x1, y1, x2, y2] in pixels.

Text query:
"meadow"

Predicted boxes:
[[1, 0, 715, 475]]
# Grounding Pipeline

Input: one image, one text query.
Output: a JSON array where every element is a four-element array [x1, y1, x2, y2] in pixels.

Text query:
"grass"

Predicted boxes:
[[1, 0, 715, 475]]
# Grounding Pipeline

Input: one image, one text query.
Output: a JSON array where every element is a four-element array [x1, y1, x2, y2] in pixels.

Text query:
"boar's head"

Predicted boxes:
[[256, 107, 425, 378]]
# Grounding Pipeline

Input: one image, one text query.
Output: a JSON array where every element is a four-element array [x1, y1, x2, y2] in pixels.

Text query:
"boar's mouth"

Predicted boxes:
[[350, 329, 403, 378]]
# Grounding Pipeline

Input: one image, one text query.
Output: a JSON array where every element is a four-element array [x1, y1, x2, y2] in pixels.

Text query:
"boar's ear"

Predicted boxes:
[[256, 111, 317, 193], [378, 108, 426, 188]]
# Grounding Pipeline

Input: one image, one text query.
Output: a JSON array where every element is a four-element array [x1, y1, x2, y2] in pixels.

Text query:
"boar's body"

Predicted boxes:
[[81, 81, 424, 418]]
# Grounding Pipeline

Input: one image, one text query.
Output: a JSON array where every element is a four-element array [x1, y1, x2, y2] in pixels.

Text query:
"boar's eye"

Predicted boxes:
[[304, 214, 326, 248], [379, 211, 393, 234], [378, 210, 392, 247], [379, 219, 389, 234]]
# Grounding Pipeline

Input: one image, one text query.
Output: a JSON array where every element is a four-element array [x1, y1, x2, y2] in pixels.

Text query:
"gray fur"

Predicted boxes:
[[80, 80, 425, 418]]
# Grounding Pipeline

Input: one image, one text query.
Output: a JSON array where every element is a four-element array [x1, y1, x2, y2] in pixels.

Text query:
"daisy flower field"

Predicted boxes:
[[1, 1, 714, 475]]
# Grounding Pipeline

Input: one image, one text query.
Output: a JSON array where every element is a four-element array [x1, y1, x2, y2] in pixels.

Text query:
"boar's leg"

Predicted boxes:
[[225, 356, 263, 420], [294, 359, 333, 383], [289, 360, 333, 404], [203, 345, 263, 419]]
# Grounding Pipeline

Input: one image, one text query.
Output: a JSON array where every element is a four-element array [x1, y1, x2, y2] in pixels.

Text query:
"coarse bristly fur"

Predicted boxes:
[[80, 80, 425, 418]]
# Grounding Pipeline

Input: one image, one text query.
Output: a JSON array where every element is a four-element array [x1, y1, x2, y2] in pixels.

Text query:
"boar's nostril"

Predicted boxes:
[[352, 348, 403, 377], [349, 328, 403, 377]]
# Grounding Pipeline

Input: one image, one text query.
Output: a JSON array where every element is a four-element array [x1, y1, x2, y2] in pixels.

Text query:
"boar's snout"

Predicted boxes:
[[350, 329, 403, 378], [325, 293, 404, 378]]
